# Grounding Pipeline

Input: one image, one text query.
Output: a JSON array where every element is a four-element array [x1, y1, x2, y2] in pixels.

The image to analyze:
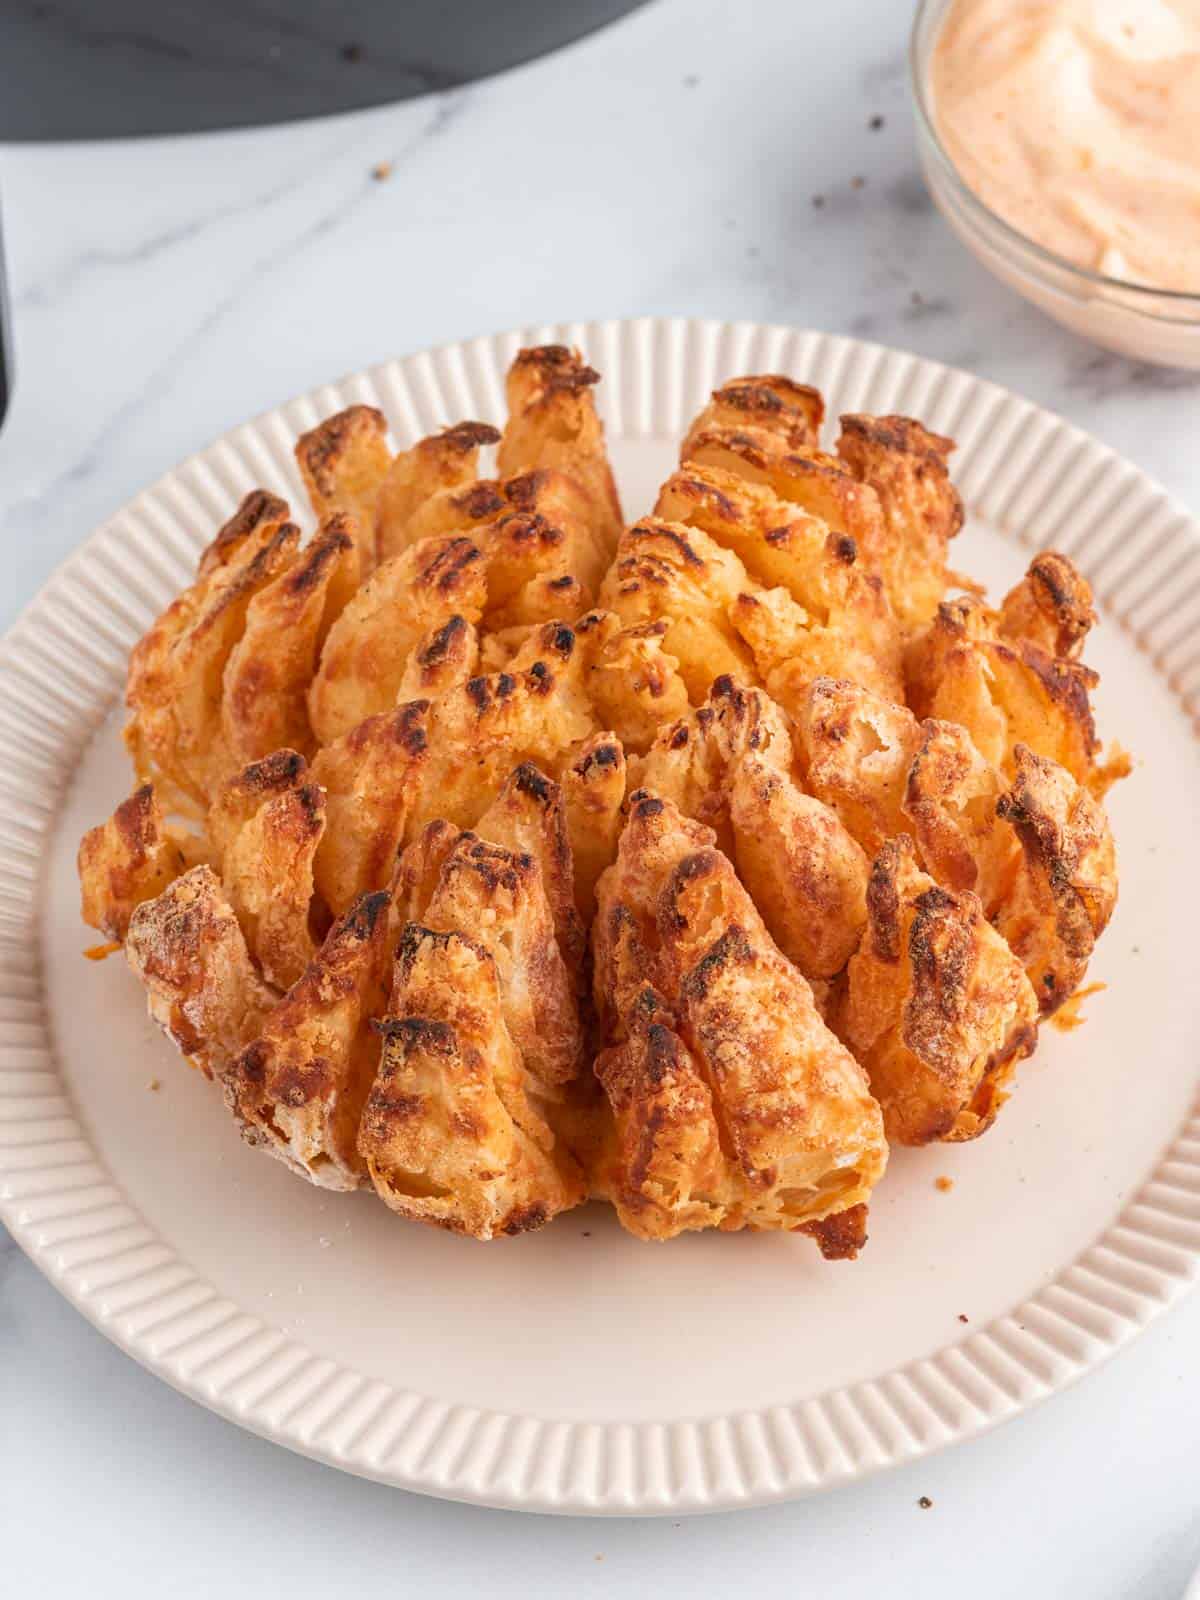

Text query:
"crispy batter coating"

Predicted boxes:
[[311, 701, 430, 915], [836, 414, 964, 629], [906, 589, 1102, 791], [126, 509, 301, 809], [78, 784, 187, 941], [634, 679, 869, 978], [561, 733, 628, 923], [473, 762, 585, 983], [840, 837, 1038, 1145], [308, 535, 487, 745], [995, 745, 1118, 1015], [394, 613, 479, 702], [376, 420, 500, 562], [408, 621, 596, 834], [656, 459, 901, 695], [359, 925, 585, 1238], [795, 676, 921, 856], [575, 612, 690, 756], [295, 404, 391, 579], [208, 752, 324, 991], [222, 516, 356, 763], [83, 360, 1125, 1245], [125, 866, 276, 1079], [497, 345, 623, 561], [599, 517, 755, 699], [592, 793, 887, 1243], [681, 376, 825, 459], [222, 891, 393, 1189]]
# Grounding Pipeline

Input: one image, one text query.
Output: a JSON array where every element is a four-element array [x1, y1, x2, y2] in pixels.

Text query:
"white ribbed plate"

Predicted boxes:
[[2, 319, 1199, 1515]]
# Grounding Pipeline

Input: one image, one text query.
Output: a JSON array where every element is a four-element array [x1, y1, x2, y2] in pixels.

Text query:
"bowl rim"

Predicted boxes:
[[909, 0, 1200, 310]]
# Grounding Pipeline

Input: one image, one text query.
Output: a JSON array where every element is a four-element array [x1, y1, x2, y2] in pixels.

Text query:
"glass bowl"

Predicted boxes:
[[910, 0, 1200, 368]]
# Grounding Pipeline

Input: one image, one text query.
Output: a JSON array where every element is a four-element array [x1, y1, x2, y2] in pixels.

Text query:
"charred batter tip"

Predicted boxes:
[[1021, 647, 1099, 753], [630, 792, 664, 819], [834, 534, 858, 564], [710, 674, 736, 700], [296, 405, 387, 484], [373, 1013, 457, 1052], [286, 525, 351, 592], [210, 488, 289, 553], [458, 482, 506, 519], [549, 624, 576, 657], [866, 842, 904, 963], [395, 700, 431, 755], [234, 1039, 269, 1086], [527, 660, 550, 684], [440, 420, 501, 451], [341, 889, 391, 939], [668, 725, 690, 750], [496, 673, 516, 700], [426, 537, 485, 591], [513, 763, 553, 803], [501, 1203, 550, 1236], [548, 575, 576, 591], [465, 676, 491, 712], [418, 614, 468, 665], [497, 510, 561, 548], [235, 748, 308, 792], [634, 521, 706, 567], [682, 922, 755, 999], [839, 411, 955, 463], [717, 382, 786, 414], [799, 1203, 869, 1260], [295, 782, 325, 830]]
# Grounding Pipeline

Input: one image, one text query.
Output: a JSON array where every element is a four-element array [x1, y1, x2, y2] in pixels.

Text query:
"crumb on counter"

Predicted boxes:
[[812, 194, 826, 208], [147, 1078, 160, 1092], [935, 1175, 954, 1193], [84, 940, 121, 962], [958, 1313, 969, 1324], [918, 1496, 934, 1509], [851, 175, 866, 190], [870, 114, 885, 130], [372, 161, 393, 182]]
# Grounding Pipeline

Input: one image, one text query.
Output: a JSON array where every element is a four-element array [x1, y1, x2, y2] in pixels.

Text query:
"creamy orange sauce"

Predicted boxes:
[[931, 1, 1200, 291]]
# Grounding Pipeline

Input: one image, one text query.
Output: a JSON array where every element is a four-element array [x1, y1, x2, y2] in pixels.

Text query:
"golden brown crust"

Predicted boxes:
[[995, 744, 1118, 1014], [999, 551, 1096, 660], [681, 375, 825, 459], [222, 517, 355, 763], [592, 792, 887, 1242], [906, 587, 1101, 790], [836, 413, 964, 629], [562, 733, 628, 923], [208, 752, 325, 991], [308, 535, 487, 745], [633, 678, 869, 979], [223, 890, 393, 1188], [198, 490, 290, 581], [498, 345, 623, 560], [82, 362, 1123, 1244], [840, 836, 1038, 1145], [311, 701, 430, 915], [78, 784, 187, 941], [359, 924, 585, 1238], [295, 404, 391, 578], [125, 866, 276, 1079], [126, 519, 301, 809], [376, 420, 500, 562]]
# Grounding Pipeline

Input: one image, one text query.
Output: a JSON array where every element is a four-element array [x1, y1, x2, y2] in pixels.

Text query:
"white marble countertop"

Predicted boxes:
[[2, 2, 1199, 1594]]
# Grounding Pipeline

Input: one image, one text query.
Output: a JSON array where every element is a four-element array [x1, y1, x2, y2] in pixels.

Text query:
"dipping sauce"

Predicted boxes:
[[931, 1, 1200, 291]]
